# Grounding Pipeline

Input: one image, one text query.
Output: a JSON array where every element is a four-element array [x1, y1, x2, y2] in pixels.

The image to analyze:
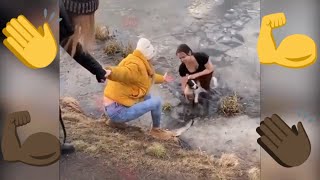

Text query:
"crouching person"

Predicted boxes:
[[103, 38, 176, 140]]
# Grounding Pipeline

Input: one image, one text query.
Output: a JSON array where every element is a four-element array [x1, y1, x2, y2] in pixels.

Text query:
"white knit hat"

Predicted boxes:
[[136, 38, 156, 60]]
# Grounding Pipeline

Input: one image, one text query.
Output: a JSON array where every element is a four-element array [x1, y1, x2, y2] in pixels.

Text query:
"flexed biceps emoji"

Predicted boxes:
[[257, 13, 317, 68], [2, 111, 60, 166]]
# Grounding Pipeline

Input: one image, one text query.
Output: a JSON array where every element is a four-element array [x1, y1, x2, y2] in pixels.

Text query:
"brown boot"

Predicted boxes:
[[149, 128, 177, 140], [106, 119, 128, 130]]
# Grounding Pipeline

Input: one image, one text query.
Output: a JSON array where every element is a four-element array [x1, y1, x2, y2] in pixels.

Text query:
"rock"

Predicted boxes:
[[209, 43, 231, 52], [212, 55, 223, 62], [229, 29, 237, 35], [205, 23, 216, 30], [218, 36, 232, 43], [214, 0, 225, 6], [224, 13, 236, 20], [207, 32, 224, 41], [217, 36, 243, 48], [232, 33, 245, 43], [202, 47, 226, 57], [190, 24, 200, 32], [225, 45, 248, 58], [206, 32, 216, 40], [157, 57, 167, 63], [234, 20, 245, 27], [221, 22, 232, 28], [200, 40, 209, 48], [170, 98, 181, 107], [222, 55, 233, 62], [227, 9, 235, 13], [196, 31, 207, 39]]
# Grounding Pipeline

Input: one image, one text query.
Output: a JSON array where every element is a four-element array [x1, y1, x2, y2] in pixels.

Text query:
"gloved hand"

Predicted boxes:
[[96, 68, 107, 83]]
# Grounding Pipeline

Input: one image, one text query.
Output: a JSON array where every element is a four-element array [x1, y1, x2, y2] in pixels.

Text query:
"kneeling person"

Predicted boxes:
[[103, 38, 175, 140], [176, 44, 215, 100]]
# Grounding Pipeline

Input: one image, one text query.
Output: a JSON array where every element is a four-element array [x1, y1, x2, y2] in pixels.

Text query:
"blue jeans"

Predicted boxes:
[[104, 94, 162, 128]]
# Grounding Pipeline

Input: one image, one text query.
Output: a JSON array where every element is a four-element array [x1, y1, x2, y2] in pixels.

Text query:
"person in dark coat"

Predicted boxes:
[[59, 0, 106, 154]]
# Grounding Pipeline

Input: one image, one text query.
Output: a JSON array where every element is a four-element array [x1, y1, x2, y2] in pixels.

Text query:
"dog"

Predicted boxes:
[[184, 77, 218, 104]]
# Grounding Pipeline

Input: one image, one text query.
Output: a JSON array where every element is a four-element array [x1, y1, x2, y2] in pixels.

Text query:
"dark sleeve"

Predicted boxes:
[[196, 52, 209, 66], [59, 0, 105, 83], [73, 43, 106, 83], [179, 64, 187, 77]]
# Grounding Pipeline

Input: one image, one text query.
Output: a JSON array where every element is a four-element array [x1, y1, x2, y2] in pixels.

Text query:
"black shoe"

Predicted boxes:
[[61, 143, 75, 155]]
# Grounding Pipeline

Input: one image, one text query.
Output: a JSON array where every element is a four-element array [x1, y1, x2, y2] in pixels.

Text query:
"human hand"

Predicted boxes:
[[2, 15, 58, 69], [187, 74, 197, 80], [105, 69, 112, 78], [96, 68, 107, 83], [257, 114, 311, 167], [163, 72, 174, 83]]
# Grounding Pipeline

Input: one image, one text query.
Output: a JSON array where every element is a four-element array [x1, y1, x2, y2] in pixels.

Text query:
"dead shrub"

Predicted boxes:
[[104, 40, 122, 55], [95, 25, 110, 41], [162, 102, 172, 112], [219, 92, 243, 116], [121, 42, 134, 58]]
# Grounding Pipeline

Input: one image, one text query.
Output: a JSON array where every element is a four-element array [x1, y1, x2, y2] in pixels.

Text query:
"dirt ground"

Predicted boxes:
[[59, 98, 259, 180], [60, 0, 261, 179]]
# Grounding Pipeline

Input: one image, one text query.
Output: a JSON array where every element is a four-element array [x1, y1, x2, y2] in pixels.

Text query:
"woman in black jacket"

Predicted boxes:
[[59, 0, 106, 154]]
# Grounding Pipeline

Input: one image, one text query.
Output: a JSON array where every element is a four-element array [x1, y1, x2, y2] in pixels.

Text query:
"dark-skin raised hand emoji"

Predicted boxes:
[[256, 114, 311, 167], [1, 111, 60, 166]]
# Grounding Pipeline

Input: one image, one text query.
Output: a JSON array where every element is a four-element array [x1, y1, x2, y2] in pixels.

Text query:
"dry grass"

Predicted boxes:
[[247, 167, 260, 180], [146, 143, 167, 158], [60, 97, 83, 114], [219, 92, 244, 117], [162, 102, 172, 112], [95, 25, 110, 41], [121, 42, 134, 58], [60, 96, 247, 179], [217, 153, 240, 168], [104, 40, 122, 55], [216, 153, 243, 179]]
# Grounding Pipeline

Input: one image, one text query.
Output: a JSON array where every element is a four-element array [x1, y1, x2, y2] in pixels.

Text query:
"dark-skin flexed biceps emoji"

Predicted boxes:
[[1, 111, 60, 166]]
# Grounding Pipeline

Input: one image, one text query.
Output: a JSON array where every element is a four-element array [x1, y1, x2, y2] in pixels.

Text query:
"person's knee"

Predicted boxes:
[[152, 96, 162, 107]]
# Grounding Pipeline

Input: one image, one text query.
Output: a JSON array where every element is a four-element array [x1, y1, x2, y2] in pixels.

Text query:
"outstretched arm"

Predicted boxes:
[[72, 43, 106, 83], [59, 0, 106, 83]]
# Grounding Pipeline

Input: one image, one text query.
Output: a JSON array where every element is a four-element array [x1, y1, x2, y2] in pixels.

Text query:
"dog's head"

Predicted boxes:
[[187, 79, 198, 90]]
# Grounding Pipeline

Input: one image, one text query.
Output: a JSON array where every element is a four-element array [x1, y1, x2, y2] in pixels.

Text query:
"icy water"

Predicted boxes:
[[61, 0, 261, 166]]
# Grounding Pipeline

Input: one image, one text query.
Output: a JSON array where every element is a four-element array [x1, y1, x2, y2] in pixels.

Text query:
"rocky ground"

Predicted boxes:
[[60, 0, 261, 179]]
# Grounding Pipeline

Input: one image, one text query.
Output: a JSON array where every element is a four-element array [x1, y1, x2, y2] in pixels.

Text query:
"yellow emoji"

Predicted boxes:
[[257, 13, 317, 68], [2, 15, 57, 69]]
